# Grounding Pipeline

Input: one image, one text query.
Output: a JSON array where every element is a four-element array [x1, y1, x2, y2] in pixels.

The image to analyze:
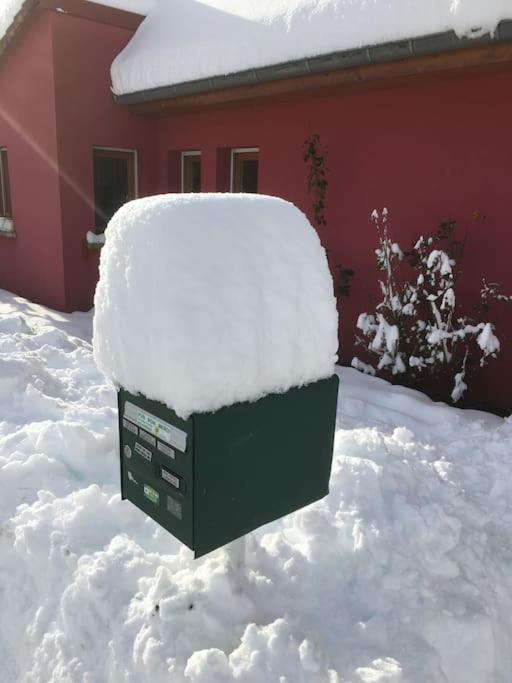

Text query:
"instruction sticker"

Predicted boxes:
[[161, 468, 180, 490], [143, 484, 160, 506], [123, 418, 138, 436], [157, 441, 175, 460], [135, 442, 152, 463], [124, 401, 187, 452], [139, 430, 156, 447]]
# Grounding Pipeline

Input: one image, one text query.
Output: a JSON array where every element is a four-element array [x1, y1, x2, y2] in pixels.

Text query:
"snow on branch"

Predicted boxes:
[[352, 210, 509, 404]]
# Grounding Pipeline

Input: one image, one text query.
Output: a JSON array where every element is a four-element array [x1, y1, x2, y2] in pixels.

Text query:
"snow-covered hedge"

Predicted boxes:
[[352, 210, 506, 403], [93, 193, 338, 418]]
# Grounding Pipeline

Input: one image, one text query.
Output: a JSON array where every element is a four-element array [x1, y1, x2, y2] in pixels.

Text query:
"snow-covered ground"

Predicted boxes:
[[1, 287, 511, 682]]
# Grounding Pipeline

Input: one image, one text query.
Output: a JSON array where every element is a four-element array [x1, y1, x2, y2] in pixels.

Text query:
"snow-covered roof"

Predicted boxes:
[[0, 0, 30, 43], [93, 193, 338, 418], [111, 0, 512, 97], [87, 0, 154, 13], [0, 0, 153, 46]]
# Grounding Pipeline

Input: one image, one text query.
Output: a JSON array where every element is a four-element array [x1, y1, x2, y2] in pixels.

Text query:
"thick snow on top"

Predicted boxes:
[[0, 0, 25, 42], [93, 193, 338, 417], [0, 0, 152, 44], [112, 0, 512, 95], [87, 0, 154, 14], [2, 288, 512, 681]]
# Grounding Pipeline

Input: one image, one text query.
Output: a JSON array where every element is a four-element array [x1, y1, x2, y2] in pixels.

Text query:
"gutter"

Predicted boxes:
[[114, 19, 512, 106]]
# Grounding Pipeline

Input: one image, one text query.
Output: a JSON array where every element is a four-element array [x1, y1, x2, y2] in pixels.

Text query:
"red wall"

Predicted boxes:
[[0, 11, 66, 310], [51, 9, 157, 312], [154, 67, 512, 413]]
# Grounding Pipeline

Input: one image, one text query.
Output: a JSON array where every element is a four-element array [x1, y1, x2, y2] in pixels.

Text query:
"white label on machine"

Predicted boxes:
[[124, 401, 187, 452], [135, 442, 152, 462], [123, 418, 138, 436], [140, 430, 156, 447], [161, 468, 180, 489], [157, 441, 175, 460]]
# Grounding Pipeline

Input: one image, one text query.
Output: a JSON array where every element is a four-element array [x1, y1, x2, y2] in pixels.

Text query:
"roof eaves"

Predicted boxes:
[[0, 0, 145, 61], [0, 0, 38, 60], [114, 19, 512, 106]]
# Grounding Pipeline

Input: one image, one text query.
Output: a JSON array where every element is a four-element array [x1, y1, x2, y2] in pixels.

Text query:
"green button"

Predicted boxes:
[[143, 484, 159, 506]]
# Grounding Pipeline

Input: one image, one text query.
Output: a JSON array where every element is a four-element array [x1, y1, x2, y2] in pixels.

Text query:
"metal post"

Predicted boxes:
[[225, 536, 246, 571], [224, 536, 247, 593]]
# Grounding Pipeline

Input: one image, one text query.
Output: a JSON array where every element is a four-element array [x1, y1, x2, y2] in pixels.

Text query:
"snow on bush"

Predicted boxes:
[[111, 0, 512, 95], [352, 210, 507, 403], [93, 193, 338, 418], [2, 290, 512, 682]]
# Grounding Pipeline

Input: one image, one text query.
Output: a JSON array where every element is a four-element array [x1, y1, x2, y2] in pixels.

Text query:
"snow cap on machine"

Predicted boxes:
[[93, 193, 338, 418]]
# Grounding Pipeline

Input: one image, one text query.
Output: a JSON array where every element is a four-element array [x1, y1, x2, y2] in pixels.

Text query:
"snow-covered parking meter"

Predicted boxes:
[[93, 193, 339, 558]]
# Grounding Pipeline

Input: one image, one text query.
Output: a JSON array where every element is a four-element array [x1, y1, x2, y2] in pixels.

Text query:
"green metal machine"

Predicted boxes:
[[118, 374, 338, 558]]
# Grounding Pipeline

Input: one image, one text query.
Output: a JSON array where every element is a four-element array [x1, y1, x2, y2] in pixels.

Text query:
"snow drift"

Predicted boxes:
[[111, 0, 512, 95], [93, 193, 338, 418], [1, 289, 512, 682]]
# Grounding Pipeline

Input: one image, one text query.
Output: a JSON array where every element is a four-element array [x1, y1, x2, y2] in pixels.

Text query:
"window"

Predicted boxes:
[[0, 149, 12, 218], [181, 152, 201, 192], [231, 148, 259, 193], [93, 148, 137, 232]]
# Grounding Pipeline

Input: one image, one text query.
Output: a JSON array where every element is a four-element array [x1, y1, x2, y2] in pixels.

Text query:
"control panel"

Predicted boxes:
[[118, 389, 193, 547]]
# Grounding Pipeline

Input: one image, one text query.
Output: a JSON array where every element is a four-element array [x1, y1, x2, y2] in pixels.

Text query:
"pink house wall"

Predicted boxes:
[[0, 11, 66, 310], [154, 66, 512, 412], [51, 9, 157, 312], [0, 4, 155, 313]]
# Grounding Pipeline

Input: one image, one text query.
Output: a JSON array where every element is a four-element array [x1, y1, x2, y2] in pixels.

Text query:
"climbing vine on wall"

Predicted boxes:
[[303, 134, 354, 298], [303, 134, 328, 228]]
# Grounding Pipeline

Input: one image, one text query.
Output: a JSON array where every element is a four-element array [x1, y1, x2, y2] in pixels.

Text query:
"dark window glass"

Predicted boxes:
[[93, 149, 135, 232], [232, 151, 258, 193], [239, 159, 258, 192], [0, 149, 12, 217], [182, 154, 201, 192]]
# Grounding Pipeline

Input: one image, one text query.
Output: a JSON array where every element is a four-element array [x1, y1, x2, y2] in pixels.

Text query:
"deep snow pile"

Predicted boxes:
[[111, 0, 512, 95], [93, 193, 338, 418], [1, 288, 512, 682]]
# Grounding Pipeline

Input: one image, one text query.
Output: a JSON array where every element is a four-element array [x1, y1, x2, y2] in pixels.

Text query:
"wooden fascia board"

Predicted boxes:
[[124, 41, 512, 117]]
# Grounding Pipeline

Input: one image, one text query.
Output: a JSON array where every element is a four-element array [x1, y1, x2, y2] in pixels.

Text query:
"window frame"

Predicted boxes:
[[230, 147, 259, 193], [92, 146, 138, 233], [181, 150, 202, 193], [0, 148, 12, 218]]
